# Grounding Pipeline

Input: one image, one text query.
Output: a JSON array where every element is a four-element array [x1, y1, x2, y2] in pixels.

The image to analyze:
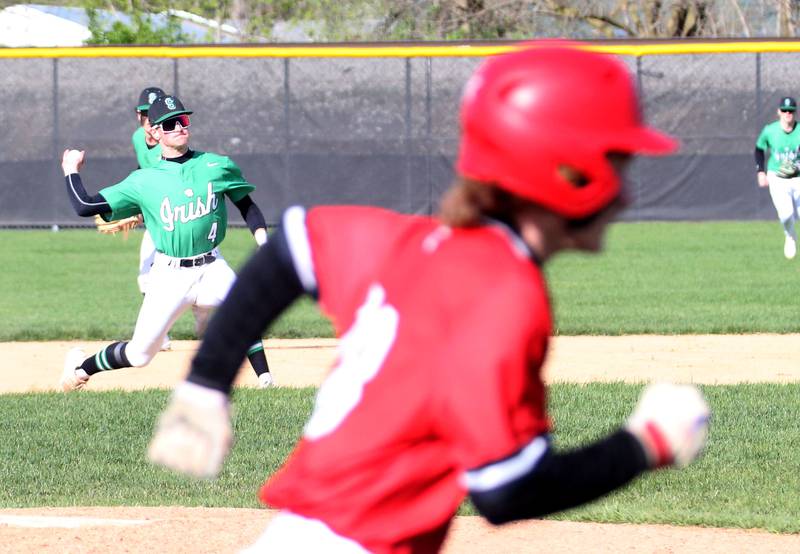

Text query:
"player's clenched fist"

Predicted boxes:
[[62, 149, 85, 176], [626, 383, 710, 468], [147, 382, 233, 479]]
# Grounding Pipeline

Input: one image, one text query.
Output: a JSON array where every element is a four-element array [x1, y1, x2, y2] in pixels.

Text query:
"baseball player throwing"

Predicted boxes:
[[127, 86, 174, 350], [755, 96, 800, 259], [60, 94, 273, 390], [148, 45, 710, 553]]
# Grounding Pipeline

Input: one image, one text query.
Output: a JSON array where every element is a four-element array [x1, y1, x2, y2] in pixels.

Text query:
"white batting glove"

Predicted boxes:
[[626, 383, 710, 468], [147, 381, 233, 479], [62, 149, 85, 175], [254, 227, 268, 246]]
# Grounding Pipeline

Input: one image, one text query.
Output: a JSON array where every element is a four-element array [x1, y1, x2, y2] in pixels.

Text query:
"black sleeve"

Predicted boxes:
[[755, 147, 766, 173], [233, 195, 267, 234], [469, 430, 649, 524], [65, 173, 111, 217], [187, 225, 305, 394]]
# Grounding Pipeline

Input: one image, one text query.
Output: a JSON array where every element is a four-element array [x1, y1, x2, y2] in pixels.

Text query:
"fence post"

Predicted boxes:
[[52, 58, 59, 155], [755, 52, 761, 126], [425, 56, 433, 215], [635, 55, 643, 221], [755, 52, 763, 218], [52, 58, 59, 225], [405, 57, 413, 213], [283, 58, 291, 193], [173, 58, 180, 96]]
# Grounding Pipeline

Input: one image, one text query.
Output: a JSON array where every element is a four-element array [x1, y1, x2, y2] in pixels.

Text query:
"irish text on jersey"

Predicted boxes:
[[160, 182, 219, 232]]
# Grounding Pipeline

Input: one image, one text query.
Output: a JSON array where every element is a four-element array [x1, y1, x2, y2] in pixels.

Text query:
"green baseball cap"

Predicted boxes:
[[136, 86, 165, 112], [779, 96, 797, 112], [148, 94, 193, 125]]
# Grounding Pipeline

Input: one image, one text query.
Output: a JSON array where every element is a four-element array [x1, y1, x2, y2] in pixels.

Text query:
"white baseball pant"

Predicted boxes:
[[240, 511, 368, 554], [767, 171, 800, 238], [137, 229, 157, 294], [125, 248, 236, 367]]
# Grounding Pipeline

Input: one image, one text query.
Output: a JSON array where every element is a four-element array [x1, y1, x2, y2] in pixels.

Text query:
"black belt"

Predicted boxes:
[[178, 253, 216, 267]]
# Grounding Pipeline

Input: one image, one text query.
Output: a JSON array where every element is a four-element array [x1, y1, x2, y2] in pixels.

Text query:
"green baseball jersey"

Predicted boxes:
[[131, 127, 162, 169], [100, 151, 255, 258], [756, 121, 800, 171]]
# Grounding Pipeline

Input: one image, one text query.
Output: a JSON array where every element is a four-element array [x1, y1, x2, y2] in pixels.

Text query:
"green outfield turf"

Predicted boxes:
[[0, 228, 333, 341], [2, 221, 799, 534], [1, 221, 799, 341], [1, 384, 798, 532]]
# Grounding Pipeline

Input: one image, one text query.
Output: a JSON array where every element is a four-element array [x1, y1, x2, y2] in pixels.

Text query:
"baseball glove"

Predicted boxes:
[[777, 159, 799, 179], [148, 384, 233, 479], [94, 214, 142, 238]]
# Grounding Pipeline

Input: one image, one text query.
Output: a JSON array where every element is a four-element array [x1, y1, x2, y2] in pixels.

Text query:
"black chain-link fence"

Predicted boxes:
[[0, 48, 794, 226]]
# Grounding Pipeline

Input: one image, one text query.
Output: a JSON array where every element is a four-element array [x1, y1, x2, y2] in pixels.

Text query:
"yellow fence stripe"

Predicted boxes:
[[0, 45, 513, 58], [3, 41, 800, 59], [584, 41, 800, 56]]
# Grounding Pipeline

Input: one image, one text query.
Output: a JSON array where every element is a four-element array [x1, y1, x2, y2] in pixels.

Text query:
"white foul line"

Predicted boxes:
[[0, 515, 152, 528]]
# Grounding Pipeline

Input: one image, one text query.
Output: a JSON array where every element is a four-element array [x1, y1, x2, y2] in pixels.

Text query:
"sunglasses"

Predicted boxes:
[[160, 115, 190, 132], [781, 109, 795, 113]]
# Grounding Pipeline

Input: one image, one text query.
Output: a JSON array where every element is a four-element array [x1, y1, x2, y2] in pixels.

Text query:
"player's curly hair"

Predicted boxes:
[[439, 165, 593, 228], [437, 177, 524, 228]]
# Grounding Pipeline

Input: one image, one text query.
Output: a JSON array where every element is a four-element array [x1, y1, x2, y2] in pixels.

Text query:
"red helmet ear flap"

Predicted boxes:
[[456, 43, 677, 219], [462, 134, 622, 219]]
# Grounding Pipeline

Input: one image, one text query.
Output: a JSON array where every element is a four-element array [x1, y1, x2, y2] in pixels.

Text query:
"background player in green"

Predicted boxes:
[[133, 86, 164, 169], [59, 94, 273, 390], [755, 96, 800, 259], [131, 86, 173, 349]]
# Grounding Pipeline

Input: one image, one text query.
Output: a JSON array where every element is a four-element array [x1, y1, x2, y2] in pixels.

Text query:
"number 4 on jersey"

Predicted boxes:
[[207, 222, 218, 242]]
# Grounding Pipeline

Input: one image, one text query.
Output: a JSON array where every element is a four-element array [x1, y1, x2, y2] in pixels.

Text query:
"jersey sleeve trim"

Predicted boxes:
[[462, 435, 549, 492], [283, 206, 317, 293]]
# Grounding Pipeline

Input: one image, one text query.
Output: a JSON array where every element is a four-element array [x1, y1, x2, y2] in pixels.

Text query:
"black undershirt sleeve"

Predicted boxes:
[[755, 147, 766, 173], [65, 173, 111, 217], [232, 195, 267, 234], [187, 226, 305, 394], [469, 430, 649, 524]]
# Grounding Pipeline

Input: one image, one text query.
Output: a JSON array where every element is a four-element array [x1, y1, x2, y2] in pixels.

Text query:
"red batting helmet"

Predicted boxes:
[[456, 43, 677, 219]]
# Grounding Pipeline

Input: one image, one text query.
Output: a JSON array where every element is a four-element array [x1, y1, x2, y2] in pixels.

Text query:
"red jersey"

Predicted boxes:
[[262, 206, 552, 553]]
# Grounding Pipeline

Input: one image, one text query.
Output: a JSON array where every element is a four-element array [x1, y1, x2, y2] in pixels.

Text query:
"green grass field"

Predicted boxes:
[[2, 221, 800, 341], [0, 228, 333, 341], [1, 385, 798, 531], [2, 222, 799, 532]]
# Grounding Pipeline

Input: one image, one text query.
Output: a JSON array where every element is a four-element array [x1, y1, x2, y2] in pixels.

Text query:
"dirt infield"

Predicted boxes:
[[2, 336, 800, 552], [2, 507, 799, 554], [5, 334, 800, 394]]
